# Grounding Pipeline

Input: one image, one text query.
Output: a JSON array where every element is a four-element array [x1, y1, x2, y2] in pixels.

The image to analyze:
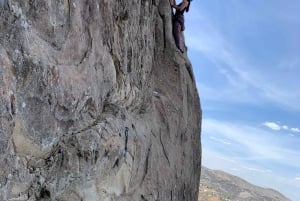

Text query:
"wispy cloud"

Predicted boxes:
[[186, 5, 300, 111], [209, 136, 231, 145], [241, 165, 272, 174], [202, 118, 300, 171], [262, 122, 281, 131], [291, 128, 300, 133], [262, 121, 300, 133], [202, 117, 300, 200], [187, 2, 300, 200]]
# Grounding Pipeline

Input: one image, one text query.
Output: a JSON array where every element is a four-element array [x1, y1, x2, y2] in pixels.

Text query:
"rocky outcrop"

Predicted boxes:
[[0, 0, 201, 200], [199, 167, 291, 201]]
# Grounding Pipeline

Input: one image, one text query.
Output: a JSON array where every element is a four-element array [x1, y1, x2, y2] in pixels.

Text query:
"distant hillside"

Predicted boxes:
[[198, 166, 291, 201]]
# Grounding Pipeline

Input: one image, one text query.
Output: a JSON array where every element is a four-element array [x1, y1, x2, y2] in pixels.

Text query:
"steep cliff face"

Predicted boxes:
[[0, 0, 201, 201]]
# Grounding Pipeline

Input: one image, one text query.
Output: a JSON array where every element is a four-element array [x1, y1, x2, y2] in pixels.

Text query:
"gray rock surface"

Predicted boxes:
[[0, 0, 201, 200]]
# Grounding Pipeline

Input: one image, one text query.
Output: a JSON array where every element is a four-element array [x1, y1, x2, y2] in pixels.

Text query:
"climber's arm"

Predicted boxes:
[[171, 0, 188, 11]]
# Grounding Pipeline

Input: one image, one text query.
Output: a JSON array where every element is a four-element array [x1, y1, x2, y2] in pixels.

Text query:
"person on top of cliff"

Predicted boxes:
[[170, 0, 192, 53]]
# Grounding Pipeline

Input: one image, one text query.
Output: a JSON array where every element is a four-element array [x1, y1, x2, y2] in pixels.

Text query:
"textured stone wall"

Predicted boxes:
[[0, 0, 201, 200]]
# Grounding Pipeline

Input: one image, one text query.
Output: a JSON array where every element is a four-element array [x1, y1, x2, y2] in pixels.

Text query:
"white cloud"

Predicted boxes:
[[202, 117, 300, 201], [263, 122, 281, 131], [291, 128, 300, 133], [202, 118, 300, 169], [262, 121, 300, 133], [295, 177, 300, 181]]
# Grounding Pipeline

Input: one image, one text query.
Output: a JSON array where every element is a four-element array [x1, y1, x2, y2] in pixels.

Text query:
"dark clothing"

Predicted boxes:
[[174, 2, 186, 30], [173, 14, 185, 31], [173, 19, 184, 53], [172, 3, 187, 53]]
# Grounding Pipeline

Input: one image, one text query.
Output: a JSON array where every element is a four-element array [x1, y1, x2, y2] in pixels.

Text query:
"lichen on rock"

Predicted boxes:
[[0, 0, 201, 200]]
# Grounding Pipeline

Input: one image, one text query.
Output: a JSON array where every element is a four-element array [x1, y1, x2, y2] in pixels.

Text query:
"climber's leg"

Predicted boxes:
[[173, 21, 184, 53]]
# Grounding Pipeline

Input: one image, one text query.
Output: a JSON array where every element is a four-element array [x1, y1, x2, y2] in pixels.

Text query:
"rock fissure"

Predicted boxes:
[[159, 130, 170, 166], [140, 144, 151, 186]]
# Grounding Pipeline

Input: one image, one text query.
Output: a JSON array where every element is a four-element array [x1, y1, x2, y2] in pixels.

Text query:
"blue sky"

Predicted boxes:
[[184, 1, 300, 200]]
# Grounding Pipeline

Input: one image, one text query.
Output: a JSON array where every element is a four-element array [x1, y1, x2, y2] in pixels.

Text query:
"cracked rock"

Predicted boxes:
[[0, 0, 201, 200]]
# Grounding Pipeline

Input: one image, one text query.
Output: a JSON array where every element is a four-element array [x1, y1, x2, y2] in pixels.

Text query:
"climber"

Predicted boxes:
[[170, 0, 192, 53]]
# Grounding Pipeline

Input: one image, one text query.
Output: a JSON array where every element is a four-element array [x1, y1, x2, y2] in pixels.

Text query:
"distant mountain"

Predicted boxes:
[[198, 166, 291, 201]]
